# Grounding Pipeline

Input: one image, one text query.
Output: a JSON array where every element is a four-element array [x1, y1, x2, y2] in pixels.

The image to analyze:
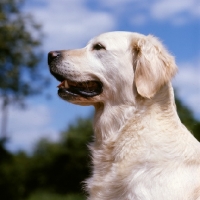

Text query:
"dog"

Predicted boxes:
[[48, 31, 200, 200]]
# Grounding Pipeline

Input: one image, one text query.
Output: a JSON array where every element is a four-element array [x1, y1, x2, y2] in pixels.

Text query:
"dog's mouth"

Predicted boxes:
[[57, 79, 103, 98], [50, 71, 103, 98]]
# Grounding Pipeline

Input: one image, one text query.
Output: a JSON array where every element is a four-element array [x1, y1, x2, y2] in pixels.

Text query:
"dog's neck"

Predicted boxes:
[[93, 102, 136, 145], [93, 83, 180, 146]]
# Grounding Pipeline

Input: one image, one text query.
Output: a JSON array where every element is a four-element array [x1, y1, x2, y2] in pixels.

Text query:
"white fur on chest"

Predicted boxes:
[[87, 143, 200, 200], [86, 113, 200, 200]]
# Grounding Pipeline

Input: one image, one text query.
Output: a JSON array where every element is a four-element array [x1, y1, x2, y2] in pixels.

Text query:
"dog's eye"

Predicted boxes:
[[93, 43, 106, 51]]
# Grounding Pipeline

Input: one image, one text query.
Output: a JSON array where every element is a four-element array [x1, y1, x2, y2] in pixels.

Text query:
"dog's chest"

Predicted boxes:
[[87, 161, 195, 200], [86, 142, 151, 199], [86, 140, 199, 200]]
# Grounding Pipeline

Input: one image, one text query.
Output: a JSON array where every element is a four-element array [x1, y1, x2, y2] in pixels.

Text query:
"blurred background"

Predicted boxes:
[[0, 0, 200, 199]]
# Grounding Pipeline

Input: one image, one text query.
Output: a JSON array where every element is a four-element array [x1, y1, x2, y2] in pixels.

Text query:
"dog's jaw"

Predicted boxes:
[[57, 79, 103, 99]]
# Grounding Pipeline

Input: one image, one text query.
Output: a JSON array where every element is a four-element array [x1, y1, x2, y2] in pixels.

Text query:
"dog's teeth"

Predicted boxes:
[[65, 80, 69, 88], [57, 81, 64, 88]]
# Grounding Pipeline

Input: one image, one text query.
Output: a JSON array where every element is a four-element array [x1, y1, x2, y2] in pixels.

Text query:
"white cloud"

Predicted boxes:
[[0, 102, 60, 153], [149, 0, 200, 24], [25, 0, 116, 51], [173, 59, 200, 119], [24, 0, 200, 49], [9, 105, 50, 130], [96, 0, 200, 26]]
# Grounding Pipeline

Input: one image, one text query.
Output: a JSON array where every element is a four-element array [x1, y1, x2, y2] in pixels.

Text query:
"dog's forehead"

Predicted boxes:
[[88, 31, 144, 50], [88, 32, 132, 48]]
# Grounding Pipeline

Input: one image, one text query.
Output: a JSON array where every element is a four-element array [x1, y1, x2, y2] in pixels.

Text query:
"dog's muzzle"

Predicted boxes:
[[48, 51, 103, 99]]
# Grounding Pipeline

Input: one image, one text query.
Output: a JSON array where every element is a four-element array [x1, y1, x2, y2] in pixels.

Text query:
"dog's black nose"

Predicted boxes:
[[48, 51, 61, 65]]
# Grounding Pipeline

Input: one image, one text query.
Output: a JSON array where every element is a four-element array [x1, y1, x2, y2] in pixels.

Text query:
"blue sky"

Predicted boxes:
[[4, 0, 200, 152]]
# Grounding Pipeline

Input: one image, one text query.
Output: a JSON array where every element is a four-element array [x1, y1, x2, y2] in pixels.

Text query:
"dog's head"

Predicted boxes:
[[48, 32, 177, 105]]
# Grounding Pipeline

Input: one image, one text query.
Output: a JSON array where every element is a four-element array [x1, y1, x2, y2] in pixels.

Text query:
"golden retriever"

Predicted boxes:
[[48, 32, 200, 200]]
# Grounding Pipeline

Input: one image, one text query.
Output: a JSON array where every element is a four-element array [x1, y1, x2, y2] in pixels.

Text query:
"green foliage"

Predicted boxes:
[[175, 97, 200, 140], [0, 140, 29, 200], [0, 0, 47, 103], [25, 118, 93, 197], [27, 191, 85, 200], [0, 0, 49, 138], [0, 118, 93, 200]]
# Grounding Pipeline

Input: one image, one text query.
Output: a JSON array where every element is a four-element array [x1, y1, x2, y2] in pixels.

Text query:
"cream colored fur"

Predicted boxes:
[[51, 32, 200, 199]]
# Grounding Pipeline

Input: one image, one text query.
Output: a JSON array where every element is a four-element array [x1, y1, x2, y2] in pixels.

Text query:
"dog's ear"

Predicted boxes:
[[133, 35, 177, 98]]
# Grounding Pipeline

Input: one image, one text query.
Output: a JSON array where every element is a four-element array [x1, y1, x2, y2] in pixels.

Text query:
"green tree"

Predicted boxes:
[[0, 0, 47, 137], [27, 118, 93, 197], [175, 97, 200, 140], [0, 139, 30, 200]]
